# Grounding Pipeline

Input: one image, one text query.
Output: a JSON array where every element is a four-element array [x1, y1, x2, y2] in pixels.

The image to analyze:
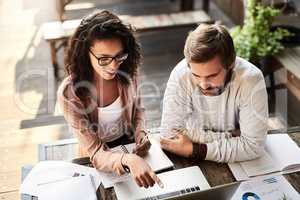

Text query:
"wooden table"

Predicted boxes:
[[22, 129, 300, 199], [99, 150, 300, 199], [98, 130, 300, 199], [98, 153, 237, 199]]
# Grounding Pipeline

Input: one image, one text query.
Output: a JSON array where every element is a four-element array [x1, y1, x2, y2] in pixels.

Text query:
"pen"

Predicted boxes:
[[141, 130, 150, 144], [120, 145, 130, 173]]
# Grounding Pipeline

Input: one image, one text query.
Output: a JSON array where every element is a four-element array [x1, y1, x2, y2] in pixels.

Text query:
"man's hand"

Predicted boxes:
[[160, 133, 193, 158], [123, 154, 164, 188]]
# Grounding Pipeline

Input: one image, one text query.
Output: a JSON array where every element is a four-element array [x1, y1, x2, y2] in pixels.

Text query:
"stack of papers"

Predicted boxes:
[[20, 161, 100, 200], [37, 175, 97, 200], [21, 134, 174, 199], [229, 134, 300, 180]]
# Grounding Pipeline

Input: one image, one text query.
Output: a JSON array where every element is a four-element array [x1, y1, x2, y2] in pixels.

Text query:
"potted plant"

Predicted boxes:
[[230, 0, 292, 65]]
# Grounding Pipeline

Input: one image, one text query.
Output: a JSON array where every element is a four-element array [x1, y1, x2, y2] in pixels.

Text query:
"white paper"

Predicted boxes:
[[37, 175, 97, 200], [229, 134, 300, 180], [231, 175, 300, 200], [20, 161, 101, 196], [240, 149, 281, 177], [228, 162, 250, 181], [265, 134, 300, 171]]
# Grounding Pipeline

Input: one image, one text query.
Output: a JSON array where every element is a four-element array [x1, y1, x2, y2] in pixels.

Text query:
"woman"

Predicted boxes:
[[57, 10, 162, 188]]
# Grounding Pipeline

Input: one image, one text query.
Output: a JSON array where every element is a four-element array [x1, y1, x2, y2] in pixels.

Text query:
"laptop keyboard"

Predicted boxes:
[[139, 186, 201, 200]]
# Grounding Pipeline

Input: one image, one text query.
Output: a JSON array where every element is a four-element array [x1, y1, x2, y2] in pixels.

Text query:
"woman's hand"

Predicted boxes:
[[133, 131, 151, 157], [123, 154, 163, 188]]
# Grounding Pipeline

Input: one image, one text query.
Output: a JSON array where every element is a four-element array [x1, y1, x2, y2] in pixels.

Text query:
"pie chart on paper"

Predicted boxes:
[[242, 192, 261, 200]]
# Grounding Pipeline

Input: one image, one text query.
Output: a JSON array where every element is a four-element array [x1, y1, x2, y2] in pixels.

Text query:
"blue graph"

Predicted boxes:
[[242, 192, 261, 200]]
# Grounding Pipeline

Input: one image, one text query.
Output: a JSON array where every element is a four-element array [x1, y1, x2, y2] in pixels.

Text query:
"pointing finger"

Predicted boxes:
[[149, 171, 164, 188]]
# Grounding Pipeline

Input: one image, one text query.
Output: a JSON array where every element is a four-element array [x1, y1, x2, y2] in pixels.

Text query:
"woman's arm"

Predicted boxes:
[[132, 74, 147, 144], [57, 83, 126, 174], [130, 74, 152, 157], [58, 80, 162, 188]]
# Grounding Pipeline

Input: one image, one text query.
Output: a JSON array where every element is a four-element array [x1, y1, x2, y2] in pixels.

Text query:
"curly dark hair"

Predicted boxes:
[[65, 10, 141, 98]]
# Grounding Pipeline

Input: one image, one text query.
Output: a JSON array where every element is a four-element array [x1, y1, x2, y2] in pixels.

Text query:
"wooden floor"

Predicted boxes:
[[0, 124, 70, 199]]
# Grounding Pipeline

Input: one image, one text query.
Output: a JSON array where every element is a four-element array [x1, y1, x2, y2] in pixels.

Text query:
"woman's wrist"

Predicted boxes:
[[121, 153, 131, 172], [122, 153, 134, 167]]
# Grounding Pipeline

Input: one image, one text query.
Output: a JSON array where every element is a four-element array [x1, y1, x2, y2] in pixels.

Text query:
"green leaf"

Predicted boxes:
[[231, 0, 291, 61]]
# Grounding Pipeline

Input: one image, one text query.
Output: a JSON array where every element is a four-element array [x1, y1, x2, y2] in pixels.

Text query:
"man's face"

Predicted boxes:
[[189, 56, 229, 96]]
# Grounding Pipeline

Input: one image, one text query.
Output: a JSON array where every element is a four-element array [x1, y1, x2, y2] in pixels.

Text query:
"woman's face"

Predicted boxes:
[[89, 38, 126, 80]]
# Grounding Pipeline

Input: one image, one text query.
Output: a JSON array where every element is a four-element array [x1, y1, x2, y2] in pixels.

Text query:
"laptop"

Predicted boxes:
[[166, 181, 240, 200], [114, 166, 211, 200]]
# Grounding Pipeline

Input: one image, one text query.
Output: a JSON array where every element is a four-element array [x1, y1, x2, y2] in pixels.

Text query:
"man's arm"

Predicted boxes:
[[161, 63, 268, 163], [202, 73, 268, 163], [161, 61, 194, 133], [189, 74, 268, 162]]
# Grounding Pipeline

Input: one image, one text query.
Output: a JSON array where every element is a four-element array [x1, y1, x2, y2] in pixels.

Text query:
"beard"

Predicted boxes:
[[199, 68, 233, 96], [199, 86, 224, 96]]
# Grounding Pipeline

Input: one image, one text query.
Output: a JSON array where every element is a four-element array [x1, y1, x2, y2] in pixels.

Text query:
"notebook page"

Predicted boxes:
[[228, 162, 254, 181], [265, 134, 300, 171], [126, 136, 174, 172], [239, 149, 281, 177], [97, 137, 174, 188]]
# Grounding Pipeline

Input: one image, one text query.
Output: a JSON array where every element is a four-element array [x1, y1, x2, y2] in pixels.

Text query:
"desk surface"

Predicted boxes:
[[22, 130, 300, 200], [99, 131, 300, 200]]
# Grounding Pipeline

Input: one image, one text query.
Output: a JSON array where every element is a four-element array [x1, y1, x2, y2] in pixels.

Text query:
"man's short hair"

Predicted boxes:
[[184, 23, 236, 69]]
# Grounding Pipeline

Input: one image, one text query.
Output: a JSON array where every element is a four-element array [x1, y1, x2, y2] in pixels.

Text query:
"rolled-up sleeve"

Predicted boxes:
[[205, 72, 268, 163]]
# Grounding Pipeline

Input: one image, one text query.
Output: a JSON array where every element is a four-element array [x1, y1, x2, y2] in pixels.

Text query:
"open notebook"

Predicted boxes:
[[229, 134, 300, 180], [97, 134, 174, 188]]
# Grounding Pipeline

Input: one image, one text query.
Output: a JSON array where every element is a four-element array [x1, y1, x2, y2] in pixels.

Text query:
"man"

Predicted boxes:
[[160, 24, 268, 163]]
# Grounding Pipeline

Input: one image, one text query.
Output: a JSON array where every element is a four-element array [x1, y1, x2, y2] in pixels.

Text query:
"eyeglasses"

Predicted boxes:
[[89, 50, 128, 66]]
